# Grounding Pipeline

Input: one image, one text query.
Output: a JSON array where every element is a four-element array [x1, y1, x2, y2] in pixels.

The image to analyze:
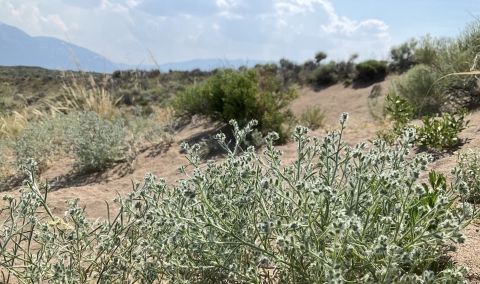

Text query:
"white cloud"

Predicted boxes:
[[219, 11, 243, 19], [216, 0, 239, 7], [126, 0, 141, 8], [316, 0, 388, 36], [40, 14, 68, 32], [0, 0, 392, 65]]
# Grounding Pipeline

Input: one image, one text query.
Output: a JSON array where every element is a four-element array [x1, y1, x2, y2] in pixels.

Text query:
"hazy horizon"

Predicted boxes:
[[1, 0, 479, 67]]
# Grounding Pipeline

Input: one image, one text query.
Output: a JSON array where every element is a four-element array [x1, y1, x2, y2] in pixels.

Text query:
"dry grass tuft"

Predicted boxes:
[[0, 111, 28, 139], [47, 71, 122, 119]]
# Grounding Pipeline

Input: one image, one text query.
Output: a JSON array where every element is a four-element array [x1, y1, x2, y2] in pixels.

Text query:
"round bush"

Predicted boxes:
[[356, 60, 387, 81]]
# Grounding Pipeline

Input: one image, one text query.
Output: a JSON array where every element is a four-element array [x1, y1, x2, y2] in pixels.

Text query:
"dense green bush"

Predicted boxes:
[[172, 69, 298, 142], [309, 61, 338, 85], [355, 60, 387, 81], [1, 117, 475, 283]]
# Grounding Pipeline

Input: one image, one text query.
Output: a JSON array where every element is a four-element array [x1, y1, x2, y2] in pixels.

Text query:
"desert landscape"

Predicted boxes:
[[1, 71, 480, 282], [1, 3, 480, 282]]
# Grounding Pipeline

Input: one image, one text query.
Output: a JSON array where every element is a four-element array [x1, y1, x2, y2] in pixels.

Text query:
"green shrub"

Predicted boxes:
[[404, 22, 480, 113], [300, 106, 326, 130], [14, 115, 71, 172], [343, 78, 352, 87], [309, 61, 338, 85], [375, 93, 415, 145], [1, 117, 475, 283], [376, 94, 469, 148], [355, 60, 387, 81], [416, 108, 469, 149], [457, 149, 480, 203], [173, 69, 298, 142], [314, 51, 327, 64], [389, 39, 418, 73], [66, 111, 133, 173], [391, 65, 444, 116], [335, 53, 358, 80]]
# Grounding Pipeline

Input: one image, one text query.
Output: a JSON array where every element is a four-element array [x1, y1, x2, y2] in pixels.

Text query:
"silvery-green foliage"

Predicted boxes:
[[65, 110, 133, 173], [457, 149, 480, 203], [14, 116, 72, 172], [1, 114, 476, 283], [129, 106, 177, 146]]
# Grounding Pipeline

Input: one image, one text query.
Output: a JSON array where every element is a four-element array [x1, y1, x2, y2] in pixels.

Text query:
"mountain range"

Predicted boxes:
[[0, 22, 269, 73]]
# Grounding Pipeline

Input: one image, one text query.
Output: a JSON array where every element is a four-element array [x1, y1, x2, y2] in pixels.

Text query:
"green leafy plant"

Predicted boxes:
[[343, 78, 353, 87], [300, 106, 326, 130], [375, 93, 469, 148], [1, 116, 476, 283], [375, 93, 415, 145], [416, 108, 469, 149], [355, 60, 387, 81]]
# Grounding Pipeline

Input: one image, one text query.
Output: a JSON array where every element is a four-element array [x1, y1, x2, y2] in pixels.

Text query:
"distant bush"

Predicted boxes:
[[65, 111, 134, 173], [369, 84, 382, 98], [14, 116, 70, 173], [309, 61, 338, 85], [300, 106, 326, 130], [314, 51, 327, 64], [395, 22, 480, 114], [335, 53, 358, 80], [389, 39, 417, 73], [391, 65, 444, 116], [172, 69, 298, 142], [355, 60, 387, 81]]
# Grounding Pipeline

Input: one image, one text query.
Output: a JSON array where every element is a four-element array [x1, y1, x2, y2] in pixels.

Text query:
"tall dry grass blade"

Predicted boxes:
[[0, 111, 29, 138]]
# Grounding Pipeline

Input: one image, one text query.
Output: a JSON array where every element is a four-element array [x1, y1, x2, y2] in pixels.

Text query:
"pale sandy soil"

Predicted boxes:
[[1, 77, 480, 282]]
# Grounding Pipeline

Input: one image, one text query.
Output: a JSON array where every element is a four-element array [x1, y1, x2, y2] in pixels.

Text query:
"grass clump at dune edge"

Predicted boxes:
[[0, 115, 477, 283]]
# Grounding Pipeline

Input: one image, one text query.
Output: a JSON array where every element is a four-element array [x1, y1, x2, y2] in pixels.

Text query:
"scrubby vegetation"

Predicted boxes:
[[372, 93, 470, 149], [0, 117, 477, 283], [355, 60, 388, 81], [2, 19, 480, 283], [172, 68, 299, 142], [389, 22, 480, 116]]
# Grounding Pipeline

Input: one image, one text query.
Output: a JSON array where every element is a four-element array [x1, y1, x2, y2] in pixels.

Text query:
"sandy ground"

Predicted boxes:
[[1, 77, 480, 282]]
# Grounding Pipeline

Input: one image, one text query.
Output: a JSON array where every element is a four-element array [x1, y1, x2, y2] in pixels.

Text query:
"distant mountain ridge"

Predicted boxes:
[[0, 22, 270, 73]]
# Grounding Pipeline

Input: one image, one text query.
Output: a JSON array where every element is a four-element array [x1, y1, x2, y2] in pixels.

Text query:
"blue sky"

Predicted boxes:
[[1, 0, 478, 65]]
